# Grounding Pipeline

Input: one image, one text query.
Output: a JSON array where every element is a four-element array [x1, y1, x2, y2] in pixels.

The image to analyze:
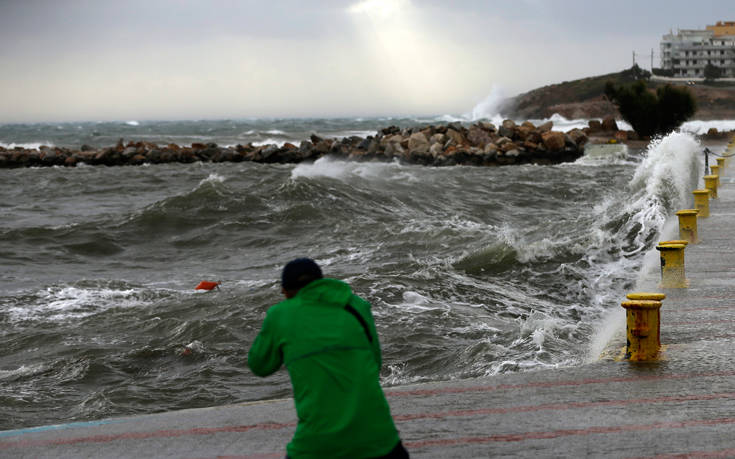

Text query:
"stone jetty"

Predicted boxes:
[[0, 118, 637, 169]]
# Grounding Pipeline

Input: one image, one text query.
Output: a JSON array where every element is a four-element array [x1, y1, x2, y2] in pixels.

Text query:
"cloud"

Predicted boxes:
[[2, 0, 734, 122]]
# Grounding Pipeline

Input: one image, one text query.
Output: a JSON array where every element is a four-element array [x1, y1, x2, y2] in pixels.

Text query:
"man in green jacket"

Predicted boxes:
[[248, 258, 408, 458]]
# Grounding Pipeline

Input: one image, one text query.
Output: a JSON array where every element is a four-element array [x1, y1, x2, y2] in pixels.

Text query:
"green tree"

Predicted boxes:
[[604, 80, 696, 137], [704, 63, 722, 82]]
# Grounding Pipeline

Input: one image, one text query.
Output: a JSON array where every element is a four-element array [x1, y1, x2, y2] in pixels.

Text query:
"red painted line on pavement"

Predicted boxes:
[[0, 422, 296, 450], [629, 447, 735, 459], [404, 417, 735, 449], [665, 319, 735, 326], [385, 371, 735, 397], [393, 392, 735, 421], [668, 306, 735, 312], [5, 391, 734, 451]]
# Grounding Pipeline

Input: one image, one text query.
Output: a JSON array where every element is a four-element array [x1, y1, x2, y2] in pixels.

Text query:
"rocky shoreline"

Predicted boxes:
[[0, 118, 656, 169]]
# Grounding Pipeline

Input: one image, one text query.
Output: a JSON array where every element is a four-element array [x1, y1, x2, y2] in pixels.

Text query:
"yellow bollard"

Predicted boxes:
[[675, 209, 699, 244], [655, 243, 687, 288], [659, 239, 688, 246], [704, 175, 719, 199], [621, 296, 664, 361], [711, 165, 721, 187], [693, 189, 710, 218], [716, 157, 725, 174]]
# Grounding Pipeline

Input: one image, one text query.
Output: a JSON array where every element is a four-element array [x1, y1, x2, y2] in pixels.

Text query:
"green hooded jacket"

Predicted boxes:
[[248, 278, 400, 458]]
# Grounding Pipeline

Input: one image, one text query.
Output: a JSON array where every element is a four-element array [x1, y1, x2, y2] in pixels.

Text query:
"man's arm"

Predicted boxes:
[[248, 311, 283, 377]]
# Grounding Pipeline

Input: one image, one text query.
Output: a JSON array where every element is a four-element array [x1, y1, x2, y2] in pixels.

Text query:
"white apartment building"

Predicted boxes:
[[660, 21, 735, 78]]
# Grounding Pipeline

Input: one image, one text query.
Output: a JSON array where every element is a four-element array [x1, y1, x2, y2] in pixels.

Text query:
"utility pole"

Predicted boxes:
[[633, 50, 636, 66]]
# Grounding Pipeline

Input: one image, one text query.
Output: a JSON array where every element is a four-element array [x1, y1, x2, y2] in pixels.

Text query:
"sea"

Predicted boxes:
[[0, 114, 729, 431]]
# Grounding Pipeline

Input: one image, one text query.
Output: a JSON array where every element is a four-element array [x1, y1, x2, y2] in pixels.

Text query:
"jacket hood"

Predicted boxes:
[[296, 278, 352, 307]]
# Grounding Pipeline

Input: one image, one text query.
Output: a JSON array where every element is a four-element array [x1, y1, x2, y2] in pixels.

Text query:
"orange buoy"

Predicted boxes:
[[195, 281, 220, 291]]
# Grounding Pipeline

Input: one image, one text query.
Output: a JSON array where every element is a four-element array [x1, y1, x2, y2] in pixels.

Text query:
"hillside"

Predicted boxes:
[[503, 67, 735, 120]]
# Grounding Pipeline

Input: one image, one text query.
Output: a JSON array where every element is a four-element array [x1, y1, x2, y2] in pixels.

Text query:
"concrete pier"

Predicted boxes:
[[3, 155, 735, 458]]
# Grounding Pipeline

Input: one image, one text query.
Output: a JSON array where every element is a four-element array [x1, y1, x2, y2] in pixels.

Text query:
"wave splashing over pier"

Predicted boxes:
[[0, 126, 703, 430]]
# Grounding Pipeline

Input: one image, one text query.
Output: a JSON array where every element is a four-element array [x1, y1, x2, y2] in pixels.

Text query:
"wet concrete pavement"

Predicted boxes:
[[3, 146, 735, 458]]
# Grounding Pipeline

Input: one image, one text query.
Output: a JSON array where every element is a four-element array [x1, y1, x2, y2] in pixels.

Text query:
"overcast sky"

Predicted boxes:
[[0, 0, 732, 122]]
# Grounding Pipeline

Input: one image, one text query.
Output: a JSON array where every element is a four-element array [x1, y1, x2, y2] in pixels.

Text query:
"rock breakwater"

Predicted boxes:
[[0, 120, 595, 168]]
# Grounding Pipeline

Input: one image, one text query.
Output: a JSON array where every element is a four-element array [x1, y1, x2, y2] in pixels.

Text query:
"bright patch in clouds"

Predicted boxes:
[[348, 0, 410, 17]]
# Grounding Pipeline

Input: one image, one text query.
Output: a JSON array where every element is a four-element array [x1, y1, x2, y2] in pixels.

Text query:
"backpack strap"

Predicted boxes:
[[344, 303, 373, 343]]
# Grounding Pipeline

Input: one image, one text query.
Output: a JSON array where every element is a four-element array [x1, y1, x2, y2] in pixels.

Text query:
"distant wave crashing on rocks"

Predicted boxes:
[[0, 117, 603, 168], [0, 115, 731, 169]]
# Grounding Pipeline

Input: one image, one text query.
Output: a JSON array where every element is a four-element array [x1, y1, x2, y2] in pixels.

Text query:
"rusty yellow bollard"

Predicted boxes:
[[621, 294, 664, 361], [704, 175, 719, 199], [656, 242, 687, 288], [675, 209, 699, 244], [693, 189, 710, 218], [711, 165, 721, 186], [716, 157, 725, 175], [622, 292, 666, 361], [659, 239, 688, 247]]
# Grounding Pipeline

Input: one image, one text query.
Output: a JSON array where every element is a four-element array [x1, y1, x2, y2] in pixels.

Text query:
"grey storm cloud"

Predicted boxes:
[[0, 0, 733, 122]]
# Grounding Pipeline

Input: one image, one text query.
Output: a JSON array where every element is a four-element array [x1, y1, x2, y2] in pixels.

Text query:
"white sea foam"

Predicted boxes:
[[400, 215, 496, 239], [0, 363, 46, 381], [199, 173, 226, 185], [0, 142, 54, 150], [333, 130, 378, 139], [494, 224, 572, 263], [679, 119, 735, 135], [7, 285, 151, 323], [586, 131, 701, 360], [575, 143, 633, 166], [468, 86, 507, 122], [290, 156, 415, 182], [251, 138, 293, 147], [629, 132, 701, 212]]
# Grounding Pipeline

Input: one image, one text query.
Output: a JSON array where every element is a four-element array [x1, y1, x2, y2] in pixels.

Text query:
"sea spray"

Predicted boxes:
[[468, 85, 507, 122], [629, 132, 702, 214], [586, 131, 702, 360]]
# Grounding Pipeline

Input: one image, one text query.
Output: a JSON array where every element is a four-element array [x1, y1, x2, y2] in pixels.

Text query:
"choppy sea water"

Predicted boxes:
[[0, 118, 705, 431], [3, 115, 732, 151]]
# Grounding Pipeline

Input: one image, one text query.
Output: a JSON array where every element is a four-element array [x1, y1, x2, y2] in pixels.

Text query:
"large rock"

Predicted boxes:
[[495, 136, 513, 147], [446, 128, 466, 145], [467, 126, 492, 147], [614, 130, 628, 141], [314, 140, 332, 154], [430, 133, 446, 145], [601, 117, 618, 132], [541, 131, 565, 151], [429, 142, 443, 157], [498, 119, 516, 138], [500, 141, 519, 153], [516, 125, 534, 141], [479, 122, 496, 132], [408, 132, 429, 154], [483, 143, 499, 155], [567, 128, 588, 147], [381, 125, 400, 136], [537, 121, 553, 133]]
